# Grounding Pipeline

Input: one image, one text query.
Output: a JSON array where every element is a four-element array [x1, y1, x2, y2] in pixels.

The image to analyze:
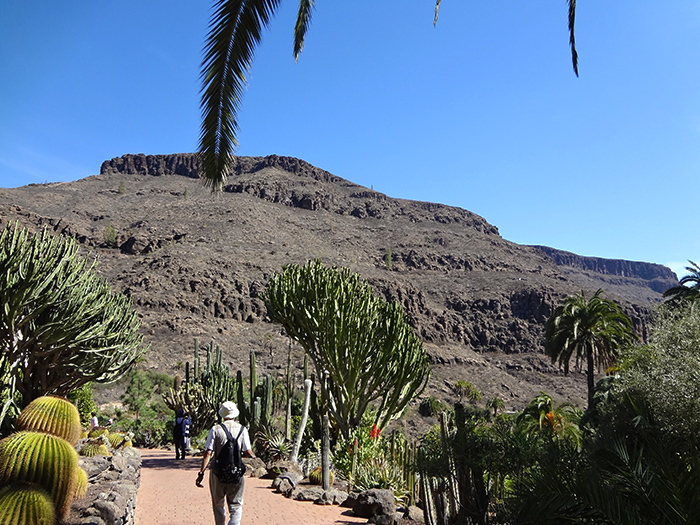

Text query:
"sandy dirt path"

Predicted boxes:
[[135, 448, 366, 525]]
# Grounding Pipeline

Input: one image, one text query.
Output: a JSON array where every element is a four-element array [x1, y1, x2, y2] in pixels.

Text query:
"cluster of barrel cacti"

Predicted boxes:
[[0, 396, 87, 524]]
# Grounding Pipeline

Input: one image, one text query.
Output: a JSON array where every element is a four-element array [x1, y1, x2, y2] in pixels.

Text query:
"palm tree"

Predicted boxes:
[[663, 260, 700, 306], [544, 290, 637, 407], [198, 1, 580, 190]]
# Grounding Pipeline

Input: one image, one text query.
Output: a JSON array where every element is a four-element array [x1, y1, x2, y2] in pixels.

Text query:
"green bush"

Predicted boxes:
[[67, 384, 98, 426], [419, 396, 447, 417]]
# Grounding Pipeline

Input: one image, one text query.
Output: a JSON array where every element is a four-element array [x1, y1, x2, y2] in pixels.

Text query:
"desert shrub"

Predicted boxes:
[[419, 396, 447, 417]]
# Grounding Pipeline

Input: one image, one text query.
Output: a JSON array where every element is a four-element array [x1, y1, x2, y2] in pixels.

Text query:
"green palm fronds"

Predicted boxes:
[[545, 289, 637, 406], [0, 483, 56, 525], [199, 0, 282, 191], [15, 396, 81, 446], [663, 260, 700, 306]]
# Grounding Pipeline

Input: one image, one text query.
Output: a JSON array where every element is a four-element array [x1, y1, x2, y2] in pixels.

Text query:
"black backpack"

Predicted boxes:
[[173, 417, 189, 442], [213, 424, 247, 484]]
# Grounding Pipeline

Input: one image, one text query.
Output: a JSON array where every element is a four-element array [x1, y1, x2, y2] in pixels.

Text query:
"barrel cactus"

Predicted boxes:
[[15, 396, 82, 446], [0, 483, 56, 525], [74, 467, 88, 500], [308, 466, 334, 486], [107, 432, 128, 450], [78, 440, 110, 458], [0, 431, 79, 519], [87, 428, 108, 439]]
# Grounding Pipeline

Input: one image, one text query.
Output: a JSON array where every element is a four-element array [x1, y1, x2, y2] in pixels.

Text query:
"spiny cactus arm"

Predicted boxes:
[[1, 225, 146, 406]]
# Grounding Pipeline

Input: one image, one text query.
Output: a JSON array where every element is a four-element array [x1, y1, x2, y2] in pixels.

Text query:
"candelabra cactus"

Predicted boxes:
[[0, 431, 79, 520], [15, 396, 81, 446], [0, 483, 56, 525]]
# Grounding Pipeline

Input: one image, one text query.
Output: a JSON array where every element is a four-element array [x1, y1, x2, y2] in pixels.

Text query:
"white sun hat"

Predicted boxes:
[[218, 401, 239, 419]]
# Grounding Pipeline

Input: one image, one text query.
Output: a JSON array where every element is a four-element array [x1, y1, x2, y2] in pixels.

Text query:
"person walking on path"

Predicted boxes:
[[173, 409, 192, 460], [196, 401, 255, 525]]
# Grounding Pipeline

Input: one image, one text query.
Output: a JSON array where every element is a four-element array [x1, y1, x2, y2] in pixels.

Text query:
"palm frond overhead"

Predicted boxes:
[[199, 0, 283, 192], [568, 0, 579, 76], [293, 0, 315, 62], [663, 260, 700, 306]]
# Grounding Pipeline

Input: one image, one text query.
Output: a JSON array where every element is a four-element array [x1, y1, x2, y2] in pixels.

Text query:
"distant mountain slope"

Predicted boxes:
[[0, 153, 678, 414]]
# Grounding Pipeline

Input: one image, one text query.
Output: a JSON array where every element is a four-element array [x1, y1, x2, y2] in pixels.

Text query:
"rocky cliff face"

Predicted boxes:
[[0, 153, 677, 410]]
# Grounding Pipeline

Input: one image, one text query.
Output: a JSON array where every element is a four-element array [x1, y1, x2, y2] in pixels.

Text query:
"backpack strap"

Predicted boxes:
[[218, 423, 245, 444]]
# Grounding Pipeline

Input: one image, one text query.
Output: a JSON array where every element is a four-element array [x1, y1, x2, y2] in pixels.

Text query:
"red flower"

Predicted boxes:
[[370, 424, 381, 439]]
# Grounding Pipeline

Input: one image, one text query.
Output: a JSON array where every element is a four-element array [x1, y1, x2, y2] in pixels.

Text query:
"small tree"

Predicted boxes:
[[264, 260, 430, 439], [121, 370, 155, 421], [0, 224, 147, 424], [545, 289, 637, 407]]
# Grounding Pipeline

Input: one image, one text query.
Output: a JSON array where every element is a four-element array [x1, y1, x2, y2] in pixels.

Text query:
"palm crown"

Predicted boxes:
[[545, 289, 637, 406]]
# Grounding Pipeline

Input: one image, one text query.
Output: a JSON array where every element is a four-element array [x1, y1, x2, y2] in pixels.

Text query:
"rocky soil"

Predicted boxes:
[[0, 153, 677, 422]]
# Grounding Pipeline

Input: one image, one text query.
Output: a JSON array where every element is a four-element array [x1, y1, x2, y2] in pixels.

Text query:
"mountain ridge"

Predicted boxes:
[[0, 153, 677, 418]]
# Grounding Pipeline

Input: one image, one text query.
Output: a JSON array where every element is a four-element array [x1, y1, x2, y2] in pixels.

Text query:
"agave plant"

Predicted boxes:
[[15, 396, 82, 446], [0, 483, 56, 525], [254, 424, 290, 462], [0, 431, 79, 520]]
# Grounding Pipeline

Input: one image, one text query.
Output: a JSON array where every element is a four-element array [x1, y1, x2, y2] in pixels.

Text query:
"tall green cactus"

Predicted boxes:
[[194, 338, 200, 382], [0, 431, 79, 520], [236, 371, 248, 427], [15, 396, 81, 446], [249, 350, 257, 415], [260, 375, 273, 427], [0, 483, 56, 525]]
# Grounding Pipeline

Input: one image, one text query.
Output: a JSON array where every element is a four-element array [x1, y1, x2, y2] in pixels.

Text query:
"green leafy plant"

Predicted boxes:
[[104, 224, 118, 247], [67, 383, 98, 427], [419, 396, 447, 417]]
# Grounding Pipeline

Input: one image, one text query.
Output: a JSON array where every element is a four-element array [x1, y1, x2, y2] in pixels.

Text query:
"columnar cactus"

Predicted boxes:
[[0, 431, 79, 519], [0, 484, 56, 525], [15, 396, 81, 446]]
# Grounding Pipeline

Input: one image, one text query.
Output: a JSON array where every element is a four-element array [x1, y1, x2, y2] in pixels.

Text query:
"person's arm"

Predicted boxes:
[[196, 450, 211, 487]]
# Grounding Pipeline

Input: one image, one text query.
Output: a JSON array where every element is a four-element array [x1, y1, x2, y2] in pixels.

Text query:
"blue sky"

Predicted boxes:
[[1, 1, 698, 278]]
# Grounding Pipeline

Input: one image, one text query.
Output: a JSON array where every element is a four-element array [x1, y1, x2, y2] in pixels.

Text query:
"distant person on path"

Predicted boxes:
[[173, 409, 192, 460], [196, 401, 254, 525], [90, 412, 99, 430]]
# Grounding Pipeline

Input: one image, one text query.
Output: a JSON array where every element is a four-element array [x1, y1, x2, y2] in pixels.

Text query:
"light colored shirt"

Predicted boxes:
[[204, 419, 252, 458], [90, 416, 99, 430]]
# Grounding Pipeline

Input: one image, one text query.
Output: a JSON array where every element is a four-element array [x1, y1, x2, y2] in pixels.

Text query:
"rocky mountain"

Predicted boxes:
[[0, 153, 677, 419]]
